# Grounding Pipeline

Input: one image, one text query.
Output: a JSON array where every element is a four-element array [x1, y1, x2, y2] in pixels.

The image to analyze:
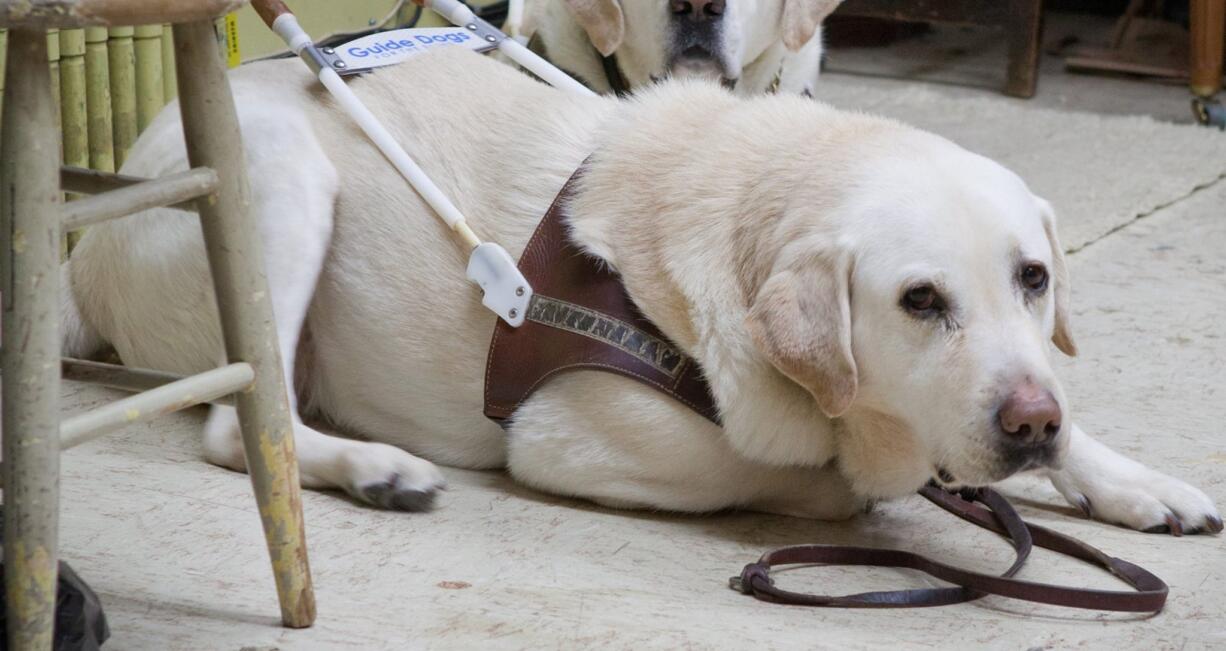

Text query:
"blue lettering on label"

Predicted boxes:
[[413, 32, 470, 45], [347, 38, 425, 59], [343, 30, 478, 64]]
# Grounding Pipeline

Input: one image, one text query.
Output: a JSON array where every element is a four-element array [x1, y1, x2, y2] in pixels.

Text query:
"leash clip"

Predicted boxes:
[[729, 562, 772, 595]]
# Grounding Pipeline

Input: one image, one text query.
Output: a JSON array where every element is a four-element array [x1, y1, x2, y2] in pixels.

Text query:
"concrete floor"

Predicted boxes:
[[825, 11, 1202, 123], [39, 14, 1226, 651]]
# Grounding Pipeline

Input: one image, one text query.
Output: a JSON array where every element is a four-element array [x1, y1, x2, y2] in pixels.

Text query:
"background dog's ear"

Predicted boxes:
[[1038, 198, 1077, 356], [564, 0, 625, 57], [746, 251, 857, 417], [781, 0, 844, 52]]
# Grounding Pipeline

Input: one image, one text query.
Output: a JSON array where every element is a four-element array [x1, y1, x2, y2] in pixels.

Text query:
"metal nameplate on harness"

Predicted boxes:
[[320, 27, 500, 75]]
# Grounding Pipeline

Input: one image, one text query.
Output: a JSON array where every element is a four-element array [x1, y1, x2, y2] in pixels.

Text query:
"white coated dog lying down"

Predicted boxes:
[[63, 49, 1222, 535]]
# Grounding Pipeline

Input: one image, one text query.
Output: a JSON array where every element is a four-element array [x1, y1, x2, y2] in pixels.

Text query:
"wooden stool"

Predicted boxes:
[[834, 0, 1046, 98], [1, 1, 315, 647]]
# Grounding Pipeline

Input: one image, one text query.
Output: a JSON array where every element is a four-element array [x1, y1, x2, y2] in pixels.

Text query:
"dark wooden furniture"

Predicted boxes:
[[1190, 0, 1224, 97], [834, 0, 1045, 98]]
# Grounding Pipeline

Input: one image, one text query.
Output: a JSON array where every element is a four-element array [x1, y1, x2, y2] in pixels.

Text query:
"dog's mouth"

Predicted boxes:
[[666, 46, 738, 87], [934, 440, 1061, 490], [932, 466, 978, 491], [999, 437, 1061, 475]]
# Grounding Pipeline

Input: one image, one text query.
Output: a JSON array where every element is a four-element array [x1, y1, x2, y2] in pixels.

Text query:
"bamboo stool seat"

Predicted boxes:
[[2, 3, 316, 648], [1, 0, 244, 29]]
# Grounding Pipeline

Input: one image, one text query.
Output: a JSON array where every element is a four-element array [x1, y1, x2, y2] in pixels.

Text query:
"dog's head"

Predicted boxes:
[[561, 0, 842, 87], [746, 130, 1076, 496]]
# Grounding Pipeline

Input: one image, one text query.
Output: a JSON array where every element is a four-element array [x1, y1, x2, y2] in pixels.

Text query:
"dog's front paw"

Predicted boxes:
[[1047, 432, 1221, 535], [343, 443, 447, 512], [1052, 467, 1221, 535]]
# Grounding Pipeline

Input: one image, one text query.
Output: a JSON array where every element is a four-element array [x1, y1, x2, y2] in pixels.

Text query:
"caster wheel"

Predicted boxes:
[[1192, 97, 1226, 129]]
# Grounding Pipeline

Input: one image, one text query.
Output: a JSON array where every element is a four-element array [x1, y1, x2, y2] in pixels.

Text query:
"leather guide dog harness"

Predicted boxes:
[[484, 165, 1169, 613], [484, 167, 717, 424]]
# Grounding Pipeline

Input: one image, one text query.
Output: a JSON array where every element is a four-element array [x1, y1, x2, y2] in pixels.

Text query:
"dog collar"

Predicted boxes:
[[483, 164, 719, 425]]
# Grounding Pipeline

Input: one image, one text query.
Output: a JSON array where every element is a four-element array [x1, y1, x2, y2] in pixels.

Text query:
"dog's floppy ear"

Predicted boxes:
[[781, 0, 844, 52], [563, 0, 625, 57], [746, 250, 857, 417], [1038, 198, 1077, 356]]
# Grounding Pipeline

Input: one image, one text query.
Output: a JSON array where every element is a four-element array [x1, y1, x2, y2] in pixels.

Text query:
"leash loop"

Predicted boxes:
[[732, 485, 1169, 612]]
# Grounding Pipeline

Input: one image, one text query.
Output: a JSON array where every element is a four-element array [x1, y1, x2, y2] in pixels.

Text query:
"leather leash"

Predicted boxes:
[[731, 484, 1169, 612]]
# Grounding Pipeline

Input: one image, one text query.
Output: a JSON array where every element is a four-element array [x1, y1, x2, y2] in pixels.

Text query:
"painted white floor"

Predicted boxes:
[[48, 35, 1226, 651]]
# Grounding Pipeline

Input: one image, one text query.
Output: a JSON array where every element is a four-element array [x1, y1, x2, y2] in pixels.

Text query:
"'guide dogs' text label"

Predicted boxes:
[[334, 27, 496, 73]]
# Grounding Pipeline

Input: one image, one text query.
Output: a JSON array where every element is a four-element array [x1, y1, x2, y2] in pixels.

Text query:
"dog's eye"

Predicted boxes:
[[901, 285, 945, 316], [1020, 264, 1048, 293]]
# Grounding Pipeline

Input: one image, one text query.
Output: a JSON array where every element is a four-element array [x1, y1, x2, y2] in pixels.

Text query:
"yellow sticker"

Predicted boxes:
[[224, 13, 241, 67]]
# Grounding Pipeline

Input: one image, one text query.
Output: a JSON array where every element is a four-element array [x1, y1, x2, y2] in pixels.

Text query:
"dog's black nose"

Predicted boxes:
[[998, 382, 1061, 445], [671, 0, 725, 21]]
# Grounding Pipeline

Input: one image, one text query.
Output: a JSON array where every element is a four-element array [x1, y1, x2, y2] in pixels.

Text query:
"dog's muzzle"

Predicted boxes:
[[667, 0, 737, 83]]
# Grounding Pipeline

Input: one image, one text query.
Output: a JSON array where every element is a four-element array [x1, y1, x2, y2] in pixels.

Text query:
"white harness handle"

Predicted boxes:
[[252, 0, 595, 326]]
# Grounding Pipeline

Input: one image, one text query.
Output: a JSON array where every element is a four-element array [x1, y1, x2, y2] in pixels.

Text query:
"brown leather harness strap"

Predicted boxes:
[[484, 167, 719, 425], [732, 485, 1168, 612], [484, 163, 1170, 613]]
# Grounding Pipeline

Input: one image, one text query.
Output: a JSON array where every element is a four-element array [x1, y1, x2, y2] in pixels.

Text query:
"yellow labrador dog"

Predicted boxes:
[[63, 49, 1221, 534], [515, 0, 841, 95]]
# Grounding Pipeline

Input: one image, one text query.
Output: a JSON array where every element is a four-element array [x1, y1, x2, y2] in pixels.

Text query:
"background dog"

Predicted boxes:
[[62, 49, 1220, 536], [513, 0, 843, 95]]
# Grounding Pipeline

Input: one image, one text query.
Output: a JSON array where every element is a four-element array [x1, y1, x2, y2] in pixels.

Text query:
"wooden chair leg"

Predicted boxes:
[[1, 29, 64, 651], [1005, 0, 1044, 98], [171, 20, 316, 629], [1190, 0, 1225, 98]]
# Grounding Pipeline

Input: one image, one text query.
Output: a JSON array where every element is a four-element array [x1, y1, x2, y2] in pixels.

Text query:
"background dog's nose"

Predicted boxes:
[[998, 384, 1061, 444], [671, 0, 725, 20]]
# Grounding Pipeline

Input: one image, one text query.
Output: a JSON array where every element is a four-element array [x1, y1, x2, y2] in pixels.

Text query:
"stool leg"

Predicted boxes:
[[1, 29, 63, 651], [1005, 0, 1043, 98], [171, 20, 315, 628], [1190, 0, 1225, 98]]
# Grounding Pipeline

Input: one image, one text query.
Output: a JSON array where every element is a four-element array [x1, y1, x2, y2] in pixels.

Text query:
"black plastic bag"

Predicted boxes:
[[0, 507, 110, 650]]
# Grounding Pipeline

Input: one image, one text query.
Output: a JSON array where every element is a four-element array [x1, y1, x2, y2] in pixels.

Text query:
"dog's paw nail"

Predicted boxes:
[[1206, 515, 1224, 534], [1165, 513, 1184, 537], [1143, 513, 1186, 536], [1075, 495, 1093, 518]]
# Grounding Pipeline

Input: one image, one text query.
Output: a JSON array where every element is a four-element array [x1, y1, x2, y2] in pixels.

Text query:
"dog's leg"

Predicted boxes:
[[202, 117, 445, 511], [737, 42, 790, 96], [506, 374, 863, 519], [1043, 424, 1222, 534], [775, 31, 823, 97]]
